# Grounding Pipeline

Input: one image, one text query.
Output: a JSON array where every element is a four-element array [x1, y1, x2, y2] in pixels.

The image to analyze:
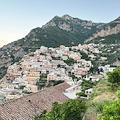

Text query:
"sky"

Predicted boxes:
[[0, 0, 120, 47]]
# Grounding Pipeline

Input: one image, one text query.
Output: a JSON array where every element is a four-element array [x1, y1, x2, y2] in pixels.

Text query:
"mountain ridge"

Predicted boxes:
[[42, 14, 104, 33]]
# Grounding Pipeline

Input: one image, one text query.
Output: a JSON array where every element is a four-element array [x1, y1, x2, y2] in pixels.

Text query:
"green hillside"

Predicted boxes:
[[16, 26, 80, 50]]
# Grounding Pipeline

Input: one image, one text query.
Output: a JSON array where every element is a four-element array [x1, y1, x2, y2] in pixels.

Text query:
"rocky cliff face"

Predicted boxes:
[[85, 17, 120, 43]]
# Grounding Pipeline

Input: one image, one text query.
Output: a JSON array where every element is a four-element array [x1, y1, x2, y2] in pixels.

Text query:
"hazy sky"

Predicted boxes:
[[0, 0, 120, 47]]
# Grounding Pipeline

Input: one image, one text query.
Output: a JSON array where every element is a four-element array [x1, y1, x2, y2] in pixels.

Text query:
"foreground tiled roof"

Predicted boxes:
[[0, 82, 70, 120]]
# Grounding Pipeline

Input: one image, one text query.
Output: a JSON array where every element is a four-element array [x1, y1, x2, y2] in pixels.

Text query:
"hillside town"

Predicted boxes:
[[0, 44, 115, 104]]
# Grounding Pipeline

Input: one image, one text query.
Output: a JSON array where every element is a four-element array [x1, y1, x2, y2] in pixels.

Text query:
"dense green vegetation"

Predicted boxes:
[[85, 68, 120, 119], [19, 85, 26, 89], [99, 90, 120, 120], [0, 67, 7, 79], [89, 61, 99, 74], [34, 98, 86, 120], [76, 91, 87, 97], [107, 67, 120, 90], [107, 67, 120, 84], [64, 58, 76, 66], [80, 51, 89, 60], [81, 80, 96, 91], [46, 80, 64, 87], [16, 26, 80, 52]]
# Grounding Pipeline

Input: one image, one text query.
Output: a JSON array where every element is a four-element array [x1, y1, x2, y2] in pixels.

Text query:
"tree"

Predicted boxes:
[[80, 52, 89, 60], [34, 110, 47, 120], [106, 68, 120, 90], [34, 99, 86, 120], [99, 90, 120, 120], [64, 58, 76, 66], [76, 91, 86, 97], [57, 64, 61, 68]]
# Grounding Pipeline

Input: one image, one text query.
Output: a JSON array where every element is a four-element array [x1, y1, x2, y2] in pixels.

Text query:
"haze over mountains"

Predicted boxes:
[[0, 14, 120, 79]]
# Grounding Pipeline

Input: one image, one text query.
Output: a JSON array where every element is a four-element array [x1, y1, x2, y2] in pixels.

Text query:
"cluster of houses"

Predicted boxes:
[[0, 44, 116, 103]]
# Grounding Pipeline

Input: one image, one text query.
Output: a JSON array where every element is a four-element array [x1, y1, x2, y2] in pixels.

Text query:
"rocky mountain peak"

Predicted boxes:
[[62, 14, 73, 20], [53, 15, 59, 19]]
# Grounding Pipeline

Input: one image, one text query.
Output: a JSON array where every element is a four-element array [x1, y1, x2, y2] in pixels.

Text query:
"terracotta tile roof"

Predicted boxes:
[[0, 82, 70, 120]]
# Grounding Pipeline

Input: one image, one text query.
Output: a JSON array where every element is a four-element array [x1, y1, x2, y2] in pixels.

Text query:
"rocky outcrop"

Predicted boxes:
[[62, 14, 73, 20], [58, 22, 72, 31], [13, 47, 26, 59], [85, 17, 120, 43], [85, 24, 120, 42], [0, 57, 12, 68], [42, 19, 57, 28]]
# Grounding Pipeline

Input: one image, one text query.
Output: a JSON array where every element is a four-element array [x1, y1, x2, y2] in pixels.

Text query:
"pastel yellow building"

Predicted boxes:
[[26, 76, 39, 81], [27, 71, 40, 81], [30, 85, 38, 93], [28, 71, 40, 77], [47, 73, 57, 81], [101, 57, 107, 61], [28, 80, 37, 85]]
